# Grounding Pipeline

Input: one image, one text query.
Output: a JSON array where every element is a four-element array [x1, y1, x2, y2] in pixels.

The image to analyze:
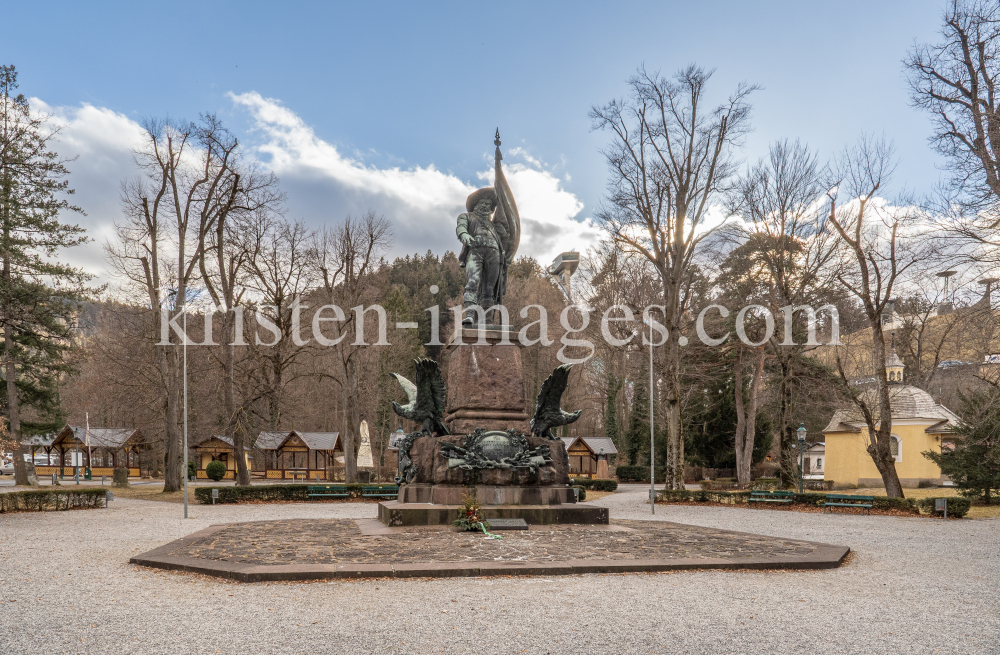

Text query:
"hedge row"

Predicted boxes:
[[657, 489, 923, 513], [615, 465, 666, 483], [571, 485, 587, 501], [570, 478, 618, 492], [916, 497, 971, 518], [193, 483, 404, 504], [0, 488, 108, 513]]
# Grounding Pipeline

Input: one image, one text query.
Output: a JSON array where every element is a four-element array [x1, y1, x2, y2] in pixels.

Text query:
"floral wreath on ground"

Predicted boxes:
[[452, 490, 502, 539]]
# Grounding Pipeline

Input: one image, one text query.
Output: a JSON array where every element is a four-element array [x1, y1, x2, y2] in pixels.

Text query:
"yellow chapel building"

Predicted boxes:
[[822, 351, 960, 488]]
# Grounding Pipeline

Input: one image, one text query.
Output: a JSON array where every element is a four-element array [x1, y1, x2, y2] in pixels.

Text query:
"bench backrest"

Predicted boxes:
[[362, 485, 398, 491], [309, 485, 349, 491], [825, 494, 874, 501]]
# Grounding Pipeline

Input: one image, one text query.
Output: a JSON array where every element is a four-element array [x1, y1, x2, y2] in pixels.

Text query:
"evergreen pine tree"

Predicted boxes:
[[605, 371, 621, 445], [924, 387, 1000, 504], [625, 361, 650, 466], [0, 65, 90, 485]]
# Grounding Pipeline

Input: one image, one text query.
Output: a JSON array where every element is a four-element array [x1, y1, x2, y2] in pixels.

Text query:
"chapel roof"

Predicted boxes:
[[823, 384, 960, 433]]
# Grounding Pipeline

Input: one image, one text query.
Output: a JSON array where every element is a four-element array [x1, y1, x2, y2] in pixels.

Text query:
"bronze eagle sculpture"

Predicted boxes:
[[530, 364, 582, 439], [390, 358, 449, 437]]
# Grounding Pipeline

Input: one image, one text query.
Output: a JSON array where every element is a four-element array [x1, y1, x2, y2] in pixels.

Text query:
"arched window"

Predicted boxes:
[[890, 434, 902, 462]]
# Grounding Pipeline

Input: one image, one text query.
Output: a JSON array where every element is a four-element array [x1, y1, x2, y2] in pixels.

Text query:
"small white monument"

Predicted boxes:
[[357, 420, 374, 468]]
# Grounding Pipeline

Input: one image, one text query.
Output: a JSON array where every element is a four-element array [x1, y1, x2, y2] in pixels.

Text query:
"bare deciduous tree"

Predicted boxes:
[[590, 65, 757, 489], [727, 140, 837, 485], [313, 211, 393, 483], [827, 136, 928, 498], [239, 215, 316, 431], [197, 122, 284, 486], [108, 116, 248, 492]]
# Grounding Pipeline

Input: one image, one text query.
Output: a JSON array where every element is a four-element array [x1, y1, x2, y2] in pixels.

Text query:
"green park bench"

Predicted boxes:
[[748, 490, 794, 504], [823, 494, 874, 515], [362, 485, 398, 499], [307, 485, 350, 499]]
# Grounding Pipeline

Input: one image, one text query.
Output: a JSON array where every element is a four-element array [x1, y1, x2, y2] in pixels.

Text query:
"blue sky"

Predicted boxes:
[[5, 0, 950, 279]]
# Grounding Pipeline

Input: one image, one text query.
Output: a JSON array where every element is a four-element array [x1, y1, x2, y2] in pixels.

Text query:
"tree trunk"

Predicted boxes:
[[158, 334, 183, 493], [778, 355, 794, 487], [222, 310, 251, 486], [870, 330, 904, 497], [6, 324, 31, 486], [733, 349, 765, 486], [341, 359, 358, 483], [664, 333, 683, 490]]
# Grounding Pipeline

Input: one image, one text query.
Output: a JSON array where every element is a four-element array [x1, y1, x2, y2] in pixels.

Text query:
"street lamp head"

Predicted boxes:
[[797, 422, 807, 446]]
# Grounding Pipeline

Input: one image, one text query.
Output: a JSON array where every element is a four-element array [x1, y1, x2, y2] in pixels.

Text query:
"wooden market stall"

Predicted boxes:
[[255, 430, 342, 481], [560, 436, 618, 479], [192, 435, 253, 479], [26, 425, 146, 479]]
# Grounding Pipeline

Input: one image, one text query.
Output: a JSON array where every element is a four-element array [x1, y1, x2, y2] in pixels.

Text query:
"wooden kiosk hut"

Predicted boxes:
[[255, 430, 342, 481], [192, 436, 253, 479], [25, 425, 146, 479], [560, 436, 618, 478]]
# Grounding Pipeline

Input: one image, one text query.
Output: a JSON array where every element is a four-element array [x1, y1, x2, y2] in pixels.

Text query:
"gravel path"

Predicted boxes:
[[1, 489, 997, 654]]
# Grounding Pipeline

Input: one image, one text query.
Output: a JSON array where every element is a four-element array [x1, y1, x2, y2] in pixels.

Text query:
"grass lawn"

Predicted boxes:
[[583, 490, 615, 501]]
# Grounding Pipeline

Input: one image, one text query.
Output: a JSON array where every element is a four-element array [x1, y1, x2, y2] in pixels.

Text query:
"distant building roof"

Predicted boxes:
[[823, 385, 960, 433], [47, 425, 143, 449], [560, 436, 619, 455], [194, 435, 250, 452], [256, 430, 340, 451]]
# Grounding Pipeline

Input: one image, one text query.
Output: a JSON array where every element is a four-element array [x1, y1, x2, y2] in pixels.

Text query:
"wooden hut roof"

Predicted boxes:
[[560, 436, 619, 455], [194, 435, 250, 451], [52, 425, 143, 449], [255, 430, 341, 451]]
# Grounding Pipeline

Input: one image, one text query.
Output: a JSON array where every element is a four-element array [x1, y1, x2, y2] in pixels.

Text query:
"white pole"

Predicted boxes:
[[649, 321, 655, 515], [183, 307, 189, 519], [85, 412, 91, 472]]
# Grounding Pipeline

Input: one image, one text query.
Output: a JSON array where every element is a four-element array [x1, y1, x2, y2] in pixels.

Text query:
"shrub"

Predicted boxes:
[[193, 483, 371, 504], [572, 485, 586, 501], [187, 461, 196, 479], [614, 465, 666, 483], [0, 488, 107, 513], [656, 489, 921, 513], [916, 497, 971, 518], [751, 478, 780, 491], [569, 478, 618, 491], [112, 467, 129, 488], [205, 461, 227, 482]]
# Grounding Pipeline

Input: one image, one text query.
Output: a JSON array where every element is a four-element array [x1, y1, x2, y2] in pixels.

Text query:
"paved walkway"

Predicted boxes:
[[166, 518, 823, 565], [1, 488, 997, 654]]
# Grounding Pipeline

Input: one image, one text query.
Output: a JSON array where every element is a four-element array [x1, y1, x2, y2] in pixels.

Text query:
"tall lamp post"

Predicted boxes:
[[182, 307, 189, 519], [640, 319, 655, 515], [797, 423, 807, 494]]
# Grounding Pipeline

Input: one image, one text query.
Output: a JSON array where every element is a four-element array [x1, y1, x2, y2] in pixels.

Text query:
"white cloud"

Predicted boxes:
[[29, 99, 147, 282], [232, 91, 601, 268], [31, 91, 604, 285]]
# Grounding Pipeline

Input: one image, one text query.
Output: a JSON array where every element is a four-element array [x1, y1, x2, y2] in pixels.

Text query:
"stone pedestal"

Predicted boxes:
[[444, 328, 530, 434], [378, 501, 609, 526], [407, 435, 569, 486], [399, 483, 575, 505], [379, 326, 608, 527]]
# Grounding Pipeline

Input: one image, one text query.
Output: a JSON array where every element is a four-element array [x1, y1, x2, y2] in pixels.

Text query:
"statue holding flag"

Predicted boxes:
[[456, 130, 521, 326]]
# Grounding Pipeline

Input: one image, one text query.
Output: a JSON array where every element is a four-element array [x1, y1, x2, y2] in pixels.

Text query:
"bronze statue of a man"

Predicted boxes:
[[457, 131, 520, 326]]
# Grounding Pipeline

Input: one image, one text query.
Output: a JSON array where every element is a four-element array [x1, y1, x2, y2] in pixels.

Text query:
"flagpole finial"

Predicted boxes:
[[494, 128, 501, 147]]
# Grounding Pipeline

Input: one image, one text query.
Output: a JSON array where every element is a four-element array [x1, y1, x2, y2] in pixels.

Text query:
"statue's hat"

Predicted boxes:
[[465, 187, 497, 213]]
